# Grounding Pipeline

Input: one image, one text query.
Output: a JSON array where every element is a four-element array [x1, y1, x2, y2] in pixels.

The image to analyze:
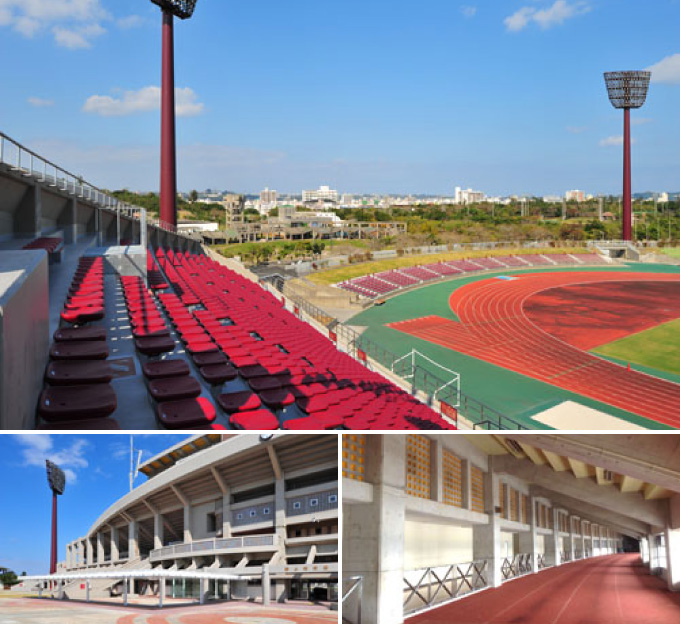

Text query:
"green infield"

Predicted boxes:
[[592, 317, 680, 377]]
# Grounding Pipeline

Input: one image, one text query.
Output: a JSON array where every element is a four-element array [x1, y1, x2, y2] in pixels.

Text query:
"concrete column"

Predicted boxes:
[[580, 525, 587, 558], [159, 578, 165, 608], [473, 465, 502, 587], [666, 495, 680, 590], [86, 537, 94, 566], [183, 505, 192, 543], [78, 540, 84, 567], [545, 508, 560, 567], [222, 489, 232, 538], [86, 580, 90, 603], [123, 578, 128, 607], [502, 482, 511, 520], [65, 544, 71, 569], [110, 526, 119, 563], [568, 517, 576, 562], [640, 537, 650, 564], [262, 564, 271, 606], [199, 578, 206, 605], [462, 459, 471, 511], [154, 513, 164, 550], [129, 521, 139, 559], [431, 439, 443, 503], [15, 184, 41, 237], [97, 532, 105, 565], [274, 477, 287, 560], [343, 435, 407, 624], [647, 533, 656, 571], [517, 496, 539, 573]]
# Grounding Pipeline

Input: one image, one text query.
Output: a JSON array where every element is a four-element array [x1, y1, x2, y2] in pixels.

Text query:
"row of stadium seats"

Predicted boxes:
[[339, 252, 609, 298], [153, 248, 454, 430], [37, 257, 118, 427], [22, 236, 63, 253]]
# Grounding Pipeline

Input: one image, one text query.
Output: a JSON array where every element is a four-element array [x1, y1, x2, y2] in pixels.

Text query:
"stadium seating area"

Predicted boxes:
[[338, 252, 609, 298], [35, 247, 455, 430]]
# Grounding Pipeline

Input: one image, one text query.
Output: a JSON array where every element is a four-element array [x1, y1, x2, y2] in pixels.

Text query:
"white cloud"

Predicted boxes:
[[117, 15, 144, 30], [0, 0, 108, 48], [461, 6, 477, 18], [14, 434, 89, 485], [647, 53, 680, 84], [53, 22, 104, 49], [505, 1, 591, 32], [28, 96, 54, 107], [599, 135, 637, 147], [83, 86, 205, 118]]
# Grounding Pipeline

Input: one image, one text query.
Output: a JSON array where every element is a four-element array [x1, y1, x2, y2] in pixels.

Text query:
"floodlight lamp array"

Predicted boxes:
[[46, 460, 66, 495], [150, 0, 198, 19], [604, 71, 651, 109]]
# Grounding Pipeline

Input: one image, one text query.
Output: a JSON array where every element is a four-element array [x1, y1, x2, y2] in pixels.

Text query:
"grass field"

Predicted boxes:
[[660, 247, 680, 259], [592, 317, 680, 376], [307, 246, 588, 285]]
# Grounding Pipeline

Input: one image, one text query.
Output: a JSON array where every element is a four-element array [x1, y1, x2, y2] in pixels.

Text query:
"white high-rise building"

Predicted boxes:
[[565, 190, 586, 202], [454, 186, 484, 204], [260, 187, 278, 204], [302, 185, 339, 204]]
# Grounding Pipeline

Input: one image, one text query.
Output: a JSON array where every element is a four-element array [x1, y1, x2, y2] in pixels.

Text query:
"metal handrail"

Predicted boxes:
[[501, 553, 532, 580], [342, 576, 363, 624], [403, 559, 489, 616], [0, 130, 191, 238]]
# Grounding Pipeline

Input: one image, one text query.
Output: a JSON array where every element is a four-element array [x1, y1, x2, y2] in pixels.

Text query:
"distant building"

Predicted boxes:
[[221, 194, 245, 227], [177, 221, 219, 233], [565, 190, 586, 202], [260, 187, 278, 204], [302, 185, 338, 204], [454, 186, 484, 204]]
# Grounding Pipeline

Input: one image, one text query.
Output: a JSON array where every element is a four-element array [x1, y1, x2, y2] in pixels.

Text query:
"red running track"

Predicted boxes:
[[408, 554, 680, 624], [389, 272, 680, 427]]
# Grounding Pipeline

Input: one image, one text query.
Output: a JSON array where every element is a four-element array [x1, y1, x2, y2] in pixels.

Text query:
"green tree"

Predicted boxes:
[[189, 189, 199, 203], [1, 569, 18, 588]]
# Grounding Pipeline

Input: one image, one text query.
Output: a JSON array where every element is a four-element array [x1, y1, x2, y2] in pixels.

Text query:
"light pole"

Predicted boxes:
[[46, 460, 66, 577], [603, 71, 651, 242], [150, 1, 199, 230]]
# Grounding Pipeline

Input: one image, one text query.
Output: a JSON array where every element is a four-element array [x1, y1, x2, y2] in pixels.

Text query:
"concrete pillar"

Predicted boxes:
[[129, 521, 139, 559], [159, 578, 165, 608], [344, 435, 407, 624], [86, 580, 90, 602], [431, 440, 443, 503], [123, 578, 128, 607], [569, 518, 577, 561], [58, 580, 64, 600], [78, 541, 84, 567], [544, 508, 560, 567], [97, 532, 105, 565], [154, 513, 164, 550], [274, 477, 287, 560], [110, 526, 119, 563], [666, 496, 680, 590], [262, 564, 271, 606], [183, 505, 192, 543], [517, 496, 538, 573], [473, 466, 502, 587], [640, 537, 650, 564], [15, 184, 41, 237], [65, 544, 71, 569], [86, 537, 94, 567], [200, 578, 206, 605], [222, 489, 232, 538], [462, 459, 471, 510]]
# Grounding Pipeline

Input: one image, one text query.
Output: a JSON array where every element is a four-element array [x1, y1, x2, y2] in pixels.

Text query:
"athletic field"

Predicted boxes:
[[347, 263, 680, 429]]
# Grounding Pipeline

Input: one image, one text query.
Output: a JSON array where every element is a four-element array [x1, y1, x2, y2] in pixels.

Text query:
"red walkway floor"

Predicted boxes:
[[389, 272, 680, 427], [408, 554, 680, 624]]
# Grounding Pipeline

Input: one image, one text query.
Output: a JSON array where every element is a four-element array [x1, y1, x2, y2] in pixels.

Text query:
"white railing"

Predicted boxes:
[[149, 534, 278, 562], [342, 576, 363, 624], [0, 130, 195, 240], [403, 559, 488, 616]]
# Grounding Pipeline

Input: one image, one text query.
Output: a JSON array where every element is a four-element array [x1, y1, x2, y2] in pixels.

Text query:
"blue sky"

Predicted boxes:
[[0, 0, 679, 196], [0, 434, 187, 575]]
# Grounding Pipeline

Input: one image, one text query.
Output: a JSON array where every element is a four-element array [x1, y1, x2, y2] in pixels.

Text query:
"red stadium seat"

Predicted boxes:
[[142, 359, 191, 379], [230, 409, 279, 430], [49, 341, 109, 360], [217, 390, 261, 413], [45, 360, 112, 386], [148, 376, 201, 401], [38, 384, 117, 420], [135, 336, 176, 355], [53, 327, 107, 342], [199, 363, 238, 384], [156, 397, 217, 428]]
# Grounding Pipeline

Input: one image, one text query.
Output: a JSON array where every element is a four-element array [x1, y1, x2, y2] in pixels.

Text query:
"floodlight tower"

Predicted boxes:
[[45, 460, 66, 576], [150, 1, 199, 229], [604, 71, 651, 242]]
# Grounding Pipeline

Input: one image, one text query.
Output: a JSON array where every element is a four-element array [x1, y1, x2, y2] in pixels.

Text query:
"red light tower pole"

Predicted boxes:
[[46, 460, 66, 580], [604, 71, 651, 242], [151, 1, 199, 230]]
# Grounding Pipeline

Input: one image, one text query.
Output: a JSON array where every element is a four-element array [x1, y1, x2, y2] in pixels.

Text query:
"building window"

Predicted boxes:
[[207, 512, 217, 533], [249, 510, 257, 517], [236, 513, 243, 520], [310, 498, 319, 507], [263, 507, 270, 515], [328, 495, 337, 504], [293, 501, 301, 510]]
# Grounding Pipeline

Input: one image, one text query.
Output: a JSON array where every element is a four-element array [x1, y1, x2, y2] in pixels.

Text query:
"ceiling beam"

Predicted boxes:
[[267, 445, 283, 480], [503, 434, 680, 493], [491, 455, 667, 529], [517, 442, 547, 466], [620, 475, 644, 494], [542, 450, 569, 472], [567, 458, 590, 478]]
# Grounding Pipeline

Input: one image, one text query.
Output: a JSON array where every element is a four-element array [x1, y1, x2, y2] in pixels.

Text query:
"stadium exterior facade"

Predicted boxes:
[[57, 434, 338, 603]]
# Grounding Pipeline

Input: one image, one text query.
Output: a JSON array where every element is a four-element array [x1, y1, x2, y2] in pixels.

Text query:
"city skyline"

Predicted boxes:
[[0, 1, 679, 196]]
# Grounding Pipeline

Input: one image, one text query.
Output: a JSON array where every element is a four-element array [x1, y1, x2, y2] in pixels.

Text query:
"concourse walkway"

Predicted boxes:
[[409, 554, 680, 624]]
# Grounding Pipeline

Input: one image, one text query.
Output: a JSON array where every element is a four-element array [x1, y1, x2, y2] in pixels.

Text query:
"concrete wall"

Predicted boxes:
[[0, 250, 49, 428], [403, 522, 473, 569], [191, 501, 218, 540]]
